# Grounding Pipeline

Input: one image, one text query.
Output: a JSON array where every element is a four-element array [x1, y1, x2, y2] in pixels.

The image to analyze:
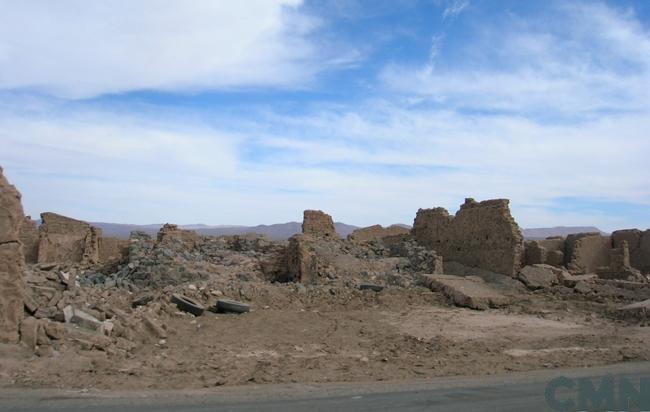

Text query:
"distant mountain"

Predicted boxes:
[[522, 226, 606, 240], [89, 221, 360, 240]]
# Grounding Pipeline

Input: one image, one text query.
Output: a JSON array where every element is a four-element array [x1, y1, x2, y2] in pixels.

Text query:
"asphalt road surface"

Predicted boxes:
[[1, 362, 649, 412]]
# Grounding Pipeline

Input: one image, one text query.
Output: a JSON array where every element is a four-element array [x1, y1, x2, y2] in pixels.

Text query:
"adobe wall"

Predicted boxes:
[[612, 229, 650, 274], [19, 216, 39, 264], [412, 198, 524, 276], [347, 224, 409, 243], [302, 210, 337, 238], [565, 233, 611, 274], [38, 212, 102, 264], [524, 237, 565, 267], [156, 223, 200, 248], [0, 167, 25, 343]]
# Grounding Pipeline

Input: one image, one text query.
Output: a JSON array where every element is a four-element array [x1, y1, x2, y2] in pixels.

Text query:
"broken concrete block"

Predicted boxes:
[[518, 264, 559, 290], [424, 274, 510, 310], [63, 305, 102, 330]]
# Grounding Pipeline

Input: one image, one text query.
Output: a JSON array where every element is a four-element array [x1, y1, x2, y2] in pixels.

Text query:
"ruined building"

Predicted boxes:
[[0, 167, 25, 343], [412, 198, 524, 276]]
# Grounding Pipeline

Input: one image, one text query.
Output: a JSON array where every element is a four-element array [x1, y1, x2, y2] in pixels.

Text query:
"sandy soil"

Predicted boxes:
[[1, 282, 648, 390]]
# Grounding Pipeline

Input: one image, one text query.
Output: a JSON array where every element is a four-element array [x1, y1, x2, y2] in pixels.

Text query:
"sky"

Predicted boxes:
[[1, 0, 649, 231]]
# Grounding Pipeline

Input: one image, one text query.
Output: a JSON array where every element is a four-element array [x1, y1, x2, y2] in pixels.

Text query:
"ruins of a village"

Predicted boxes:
[[1, 165, 649, 389]]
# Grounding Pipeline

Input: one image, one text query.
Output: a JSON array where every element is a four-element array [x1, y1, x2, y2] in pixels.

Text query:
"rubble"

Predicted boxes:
[[412, 198, 524, 276], [0, 167, 25, 344], [3, 164, 650, 390]]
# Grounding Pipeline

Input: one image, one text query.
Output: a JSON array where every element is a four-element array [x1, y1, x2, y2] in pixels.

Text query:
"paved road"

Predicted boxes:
[[1, 362, 649, 412]]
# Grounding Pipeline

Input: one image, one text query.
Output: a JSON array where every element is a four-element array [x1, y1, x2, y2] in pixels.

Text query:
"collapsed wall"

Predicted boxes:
[[347, 225, 410, 243], [0, 167, 25, 343], [412, 198, 524, 276], [612, 229, 650, 274], [38, 212, 102, 264]]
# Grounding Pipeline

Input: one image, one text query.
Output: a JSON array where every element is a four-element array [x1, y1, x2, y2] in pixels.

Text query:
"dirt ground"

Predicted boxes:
[[1, 281, 648, 390]]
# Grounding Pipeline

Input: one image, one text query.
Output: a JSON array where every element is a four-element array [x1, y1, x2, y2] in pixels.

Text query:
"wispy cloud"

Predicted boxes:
[[382, 2, 650, 117], [0, 1, 341, 98], [442, 0, 470, 20]]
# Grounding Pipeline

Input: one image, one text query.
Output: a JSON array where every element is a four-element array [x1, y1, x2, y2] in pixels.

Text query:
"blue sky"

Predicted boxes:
[[1, 0, 649, 231]]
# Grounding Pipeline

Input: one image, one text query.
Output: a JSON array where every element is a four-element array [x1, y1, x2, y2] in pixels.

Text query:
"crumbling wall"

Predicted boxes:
[[37, 212, 102, 264], [0, 167, 25, 343], [565, 233, 611, 274], [612, 229, 650, 274], [302, 210, 337, 238], [19, 216, 39, 264], [347, 225, 409, 243], [156, 223, 199, 248], [412, 198, 524, 276]]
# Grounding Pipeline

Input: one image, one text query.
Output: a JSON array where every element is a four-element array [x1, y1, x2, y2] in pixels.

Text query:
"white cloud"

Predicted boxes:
[[381, 2, 650, 115], [0, 1, 328, 98], [1, 98, 649, 231]]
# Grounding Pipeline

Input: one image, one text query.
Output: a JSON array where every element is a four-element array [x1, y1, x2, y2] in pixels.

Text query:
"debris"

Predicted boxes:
[[63, 305, 102, 330]]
